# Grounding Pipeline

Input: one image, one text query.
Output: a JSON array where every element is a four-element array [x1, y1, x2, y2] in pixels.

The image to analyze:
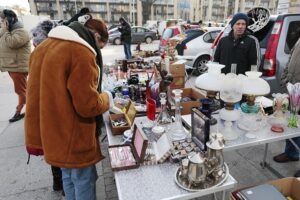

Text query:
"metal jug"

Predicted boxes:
[[187, 152, 207, 184], [206, 132, 225, 178]]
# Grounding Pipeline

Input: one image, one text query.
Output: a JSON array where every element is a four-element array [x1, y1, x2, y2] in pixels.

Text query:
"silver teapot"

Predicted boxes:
[[187, 152, 207, 184], [206, 132, 225, 178]]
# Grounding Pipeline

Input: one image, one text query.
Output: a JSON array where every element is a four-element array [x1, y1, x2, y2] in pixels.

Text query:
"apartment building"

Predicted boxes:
[[189, 0, 278, 22], [28, 0, 174, 25], [28, 0, 286, 25]]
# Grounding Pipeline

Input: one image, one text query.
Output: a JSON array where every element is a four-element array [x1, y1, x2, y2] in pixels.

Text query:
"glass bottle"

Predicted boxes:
[[170, 89, 186, 141], [155, 92, 172, 125]]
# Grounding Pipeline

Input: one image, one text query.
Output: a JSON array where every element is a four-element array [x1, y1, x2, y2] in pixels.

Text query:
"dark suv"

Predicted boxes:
[[212, 14, 300, 94]]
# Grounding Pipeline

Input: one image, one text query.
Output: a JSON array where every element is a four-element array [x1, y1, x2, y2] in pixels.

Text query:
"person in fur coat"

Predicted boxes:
[[30, 19, 64, 194], [25, 15, 113, 200]]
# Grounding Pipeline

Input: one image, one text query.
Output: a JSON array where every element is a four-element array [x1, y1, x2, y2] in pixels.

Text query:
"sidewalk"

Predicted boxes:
[[0, 72, 118, 200], [0, 72, 299, 200]]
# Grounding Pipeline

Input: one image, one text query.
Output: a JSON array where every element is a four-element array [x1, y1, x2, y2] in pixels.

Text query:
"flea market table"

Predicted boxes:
[[103, 113, 237, 200], [181, 113, 300, 177]]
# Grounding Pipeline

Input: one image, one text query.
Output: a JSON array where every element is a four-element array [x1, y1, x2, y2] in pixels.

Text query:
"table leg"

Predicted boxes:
[[221, 190, 226, 200], [213, 193, 218, 200], [260, 143, 284, 178], [212, 191, 226, 200], [260, 143, 269, 168]]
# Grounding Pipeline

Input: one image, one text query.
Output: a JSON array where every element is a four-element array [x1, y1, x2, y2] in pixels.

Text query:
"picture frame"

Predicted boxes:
[[191, 108, 210, 151]]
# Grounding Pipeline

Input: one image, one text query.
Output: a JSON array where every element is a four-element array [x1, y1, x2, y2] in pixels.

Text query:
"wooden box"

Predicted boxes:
[[108, 123, 148, 171], [110, 101, 137, 135]]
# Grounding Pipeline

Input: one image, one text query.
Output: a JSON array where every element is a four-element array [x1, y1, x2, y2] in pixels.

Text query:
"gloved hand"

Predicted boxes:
[[103, 90, 114, 110]]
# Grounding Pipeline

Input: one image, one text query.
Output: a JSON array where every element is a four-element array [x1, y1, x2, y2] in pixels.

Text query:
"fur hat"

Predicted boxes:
[[230, 13, 249, 28], [31, 20, 57, 46]]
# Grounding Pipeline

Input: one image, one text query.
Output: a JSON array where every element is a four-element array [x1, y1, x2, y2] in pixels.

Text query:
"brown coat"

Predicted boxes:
[[25, 26, 110, 168]]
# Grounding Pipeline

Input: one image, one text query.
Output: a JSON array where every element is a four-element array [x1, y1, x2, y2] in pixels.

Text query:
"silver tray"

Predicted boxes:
[[174, 163, 229, 192]]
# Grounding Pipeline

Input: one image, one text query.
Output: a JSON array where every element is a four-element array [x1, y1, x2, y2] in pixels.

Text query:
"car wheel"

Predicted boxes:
[[193, 55, 210, 76], [114, 38, 121, 45], [145, 37, 153, 44]]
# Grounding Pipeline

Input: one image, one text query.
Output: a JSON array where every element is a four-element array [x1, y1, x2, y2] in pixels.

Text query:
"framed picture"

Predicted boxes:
[[191, 108, 210, 152]]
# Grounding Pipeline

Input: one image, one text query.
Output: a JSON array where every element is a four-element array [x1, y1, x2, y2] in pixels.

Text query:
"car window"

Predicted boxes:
[[203, 30, 221, 43], [284, 21, 300, 54], [131, 28, 137, 33], [137, 28, 145, 33], [203, 33, 212, 43], [211, 31, 221, 40], [162, 28, 173, 39]]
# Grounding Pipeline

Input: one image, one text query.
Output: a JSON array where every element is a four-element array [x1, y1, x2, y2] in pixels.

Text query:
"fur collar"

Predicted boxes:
[[48, 26, 96, 55]]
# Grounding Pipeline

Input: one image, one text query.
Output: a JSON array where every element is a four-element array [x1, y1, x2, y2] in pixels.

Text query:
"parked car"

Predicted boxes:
[[212, 14, 300, 94], [178, 27, 223, 75], [175, 29, 206, 55], [159, 26, 182, 52], [108, 26, 157, 45]]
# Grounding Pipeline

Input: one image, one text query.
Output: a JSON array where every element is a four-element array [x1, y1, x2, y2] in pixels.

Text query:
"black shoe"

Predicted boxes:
[[294, 170, 300, 177], [9, 113, 25, 123]]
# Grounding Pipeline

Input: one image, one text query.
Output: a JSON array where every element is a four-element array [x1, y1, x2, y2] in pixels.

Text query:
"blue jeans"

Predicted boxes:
[[285, 137, 300, 159], [61, 165, 98, 200], [123, 42, 132, 59]]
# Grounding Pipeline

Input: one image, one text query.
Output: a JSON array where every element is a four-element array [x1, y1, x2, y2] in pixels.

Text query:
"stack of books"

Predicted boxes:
[[231, 184, 287, 200]]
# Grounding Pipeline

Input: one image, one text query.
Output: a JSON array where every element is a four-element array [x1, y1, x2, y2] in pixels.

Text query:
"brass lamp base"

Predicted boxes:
[[241, 95, 260, 113]]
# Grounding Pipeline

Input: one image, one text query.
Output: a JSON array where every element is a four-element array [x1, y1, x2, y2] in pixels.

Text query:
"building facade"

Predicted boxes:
[[29, 0, 287, 25], [28, 0, 175, 26]]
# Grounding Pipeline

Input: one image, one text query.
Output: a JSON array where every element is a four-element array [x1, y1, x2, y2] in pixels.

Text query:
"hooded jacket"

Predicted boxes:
[[118, 17, 131, 43], [0, 21, 31, 72], [25, 25, 110, 168], [214, 30, 260, 74]]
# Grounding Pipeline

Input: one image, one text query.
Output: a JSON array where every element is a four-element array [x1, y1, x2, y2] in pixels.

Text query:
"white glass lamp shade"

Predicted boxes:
[[241, 71, 270, 96], [195, 63, 225, 92], [220, 73, 243, 103]]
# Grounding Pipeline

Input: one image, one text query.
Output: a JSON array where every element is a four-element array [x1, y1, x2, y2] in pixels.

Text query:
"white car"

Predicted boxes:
[[180, 27, 224, 75]]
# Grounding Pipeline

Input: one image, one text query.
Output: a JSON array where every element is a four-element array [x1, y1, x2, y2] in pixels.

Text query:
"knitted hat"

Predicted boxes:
[[230, 13, 249, 28]]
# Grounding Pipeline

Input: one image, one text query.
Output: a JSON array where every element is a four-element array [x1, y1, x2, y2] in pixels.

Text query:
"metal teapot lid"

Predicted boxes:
[[206, 132, 225, 150], [188, 152, 205, 164]]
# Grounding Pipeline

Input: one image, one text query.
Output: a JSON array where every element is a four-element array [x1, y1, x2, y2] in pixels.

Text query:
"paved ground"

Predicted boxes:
[[0, 40, 299, 200]]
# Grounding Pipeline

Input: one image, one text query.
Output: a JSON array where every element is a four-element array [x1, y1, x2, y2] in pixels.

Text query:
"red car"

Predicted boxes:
[[159, 26, 181, 52]]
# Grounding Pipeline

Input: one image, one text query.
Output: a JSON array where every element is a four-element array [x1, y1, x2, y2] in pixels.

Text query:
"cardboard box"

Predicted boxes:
[[270, 177, 300, 200], [231, 177, 300, 200], [108, 123, 148, 171], [110, 101, 136, 135], [169, 63, 185, 90], [181, 88, 205, 115], [169, 63, 185, 77], [170, 88, 205, 115]]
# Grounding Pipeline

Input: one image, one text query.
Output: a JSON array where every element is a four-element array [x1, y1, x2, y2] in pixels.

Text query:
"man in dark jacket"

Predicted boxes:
[[118, 17, 132, 59], [214, 13, 260, 74]]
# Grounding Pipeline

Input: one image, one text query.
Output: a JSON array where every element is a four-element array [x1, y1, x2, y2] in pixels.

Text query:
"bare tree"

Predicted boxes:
[[63, 0, 76, 19], [140, 0, 157, 24]]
